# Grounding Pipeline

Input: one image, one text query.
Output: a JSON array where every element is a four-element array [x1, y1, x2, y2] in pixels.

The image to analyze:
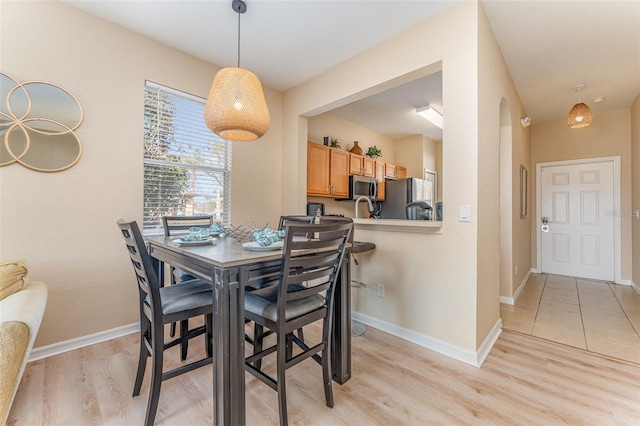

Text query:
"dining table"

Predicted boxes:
[[145, 234, 352, 426]]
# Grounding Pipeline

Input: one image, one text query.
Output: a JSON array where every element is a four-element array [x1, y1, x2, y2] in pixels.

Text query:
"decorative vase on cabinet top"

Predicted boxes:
[[350, 141, 362, 155]]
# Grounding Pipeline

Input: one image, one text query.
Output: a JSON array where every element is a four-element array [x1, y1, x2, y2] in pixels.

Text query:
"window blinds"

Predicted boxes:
[[143, 82, 231, 234]]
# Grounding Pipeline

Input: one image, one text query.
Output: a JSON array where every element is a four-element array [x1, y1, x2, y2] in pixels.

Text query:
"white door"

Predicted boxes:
[[540, 160, 614, 281]]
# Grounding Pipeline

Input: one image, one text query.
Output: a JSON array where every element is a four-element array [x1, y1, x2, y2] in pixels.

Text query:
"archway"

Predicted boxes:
[[499, 98, 513, 300]]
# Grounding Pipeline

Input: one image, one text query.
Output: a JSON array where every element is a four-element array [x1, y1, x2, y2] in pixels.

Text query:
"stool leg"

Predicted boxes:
[[133, 318, 150, 397], [180, 319, 189, 361], [145, 319, 164, 426]]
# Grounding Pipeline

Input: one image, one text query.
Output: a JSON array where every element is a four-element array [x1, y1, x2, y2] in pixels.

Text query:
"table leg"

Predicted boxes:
[[331, 251, 352, 384], [213, 267, 246, 426]]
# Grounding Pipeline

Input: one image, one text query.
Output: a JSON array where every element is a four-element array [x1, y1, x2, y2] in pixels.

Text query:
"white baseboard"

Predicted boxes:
[[499, 295, 514, 305], [500, 268, 533, 305], [615, 278, 633, 286], [631, 280, 640, 295], [352, 312, 502, 367], [30, 314, 507, 369], [29, 322, 139, 362], [476, 319, 502, 367]]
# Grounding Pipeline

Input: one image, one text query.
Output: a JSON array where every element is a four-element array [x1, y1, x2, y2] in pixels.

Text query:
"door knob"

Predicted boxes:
[[541, 217, 552, 225]]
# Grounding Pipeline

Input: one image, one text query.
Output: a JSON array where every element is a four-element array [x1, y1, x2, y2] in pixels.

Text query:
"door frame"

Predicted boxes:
[[535, 156, 621, 283]]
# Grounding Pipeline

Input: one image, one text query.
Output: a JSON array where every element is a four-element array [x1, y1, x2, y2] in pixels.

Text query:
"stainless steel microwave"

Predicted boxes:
[[337, 175, 378, 201]]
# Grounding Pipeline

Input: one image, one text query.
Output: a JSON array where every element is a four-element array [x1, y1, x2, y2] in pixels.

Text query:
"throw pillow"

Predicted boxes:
[[0, 260, 28, 301]]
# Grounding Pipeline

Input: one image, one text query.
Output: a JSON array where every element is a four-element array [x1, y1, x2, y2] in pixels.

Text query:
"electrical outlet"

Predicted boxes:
[[377, 284, 385, 298]]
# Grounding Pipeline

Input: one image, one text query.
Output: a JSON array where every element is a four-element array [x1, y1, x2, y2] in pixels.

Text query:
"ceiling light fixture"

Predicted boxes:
[[567, 84, 592, 129], [416, 105, 443, 129], [204, 0, 270, 141], [520, 116, 531, 128]]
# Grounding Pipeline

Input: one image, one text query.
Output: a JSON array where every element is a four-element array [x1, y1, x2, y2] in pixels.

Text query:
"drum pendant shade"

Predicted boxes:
[[204, 67, 270, 141], [567, 102, 592, 128], [203, 1, 270, 142]]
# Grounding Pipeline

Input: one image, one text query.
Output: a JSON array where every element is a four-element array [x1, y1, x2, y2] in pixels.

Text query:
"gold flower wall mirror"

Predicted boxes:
[[0, 72, 83, 172]]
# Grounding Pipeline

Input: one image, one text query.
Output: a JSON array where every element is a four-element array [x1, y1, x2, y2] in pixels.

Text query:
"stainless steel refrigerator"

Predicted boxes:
[[380, 177, 434, 220]]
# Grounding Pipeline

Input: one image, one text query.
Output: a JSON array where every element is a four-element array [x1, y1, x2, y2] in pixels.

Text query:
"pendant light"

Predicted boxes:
[[567, 84, 592, 128], [204, 0, 270, 141]]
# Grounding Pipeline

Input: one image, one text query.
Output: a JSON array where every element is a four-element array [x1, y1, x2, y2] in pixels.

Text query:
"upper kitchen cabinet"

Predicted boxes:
[[307, 142, 349, 198], [375, 160, 386, 201], [349, 153, 375, 177], [384, 163, 407, 180]]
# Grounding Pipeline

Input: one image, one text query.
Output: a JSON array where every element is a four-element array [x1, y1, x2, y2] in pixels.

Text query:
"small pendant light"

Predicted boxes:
[[204, 0, 270, 141], [567, 84, 592, 128]]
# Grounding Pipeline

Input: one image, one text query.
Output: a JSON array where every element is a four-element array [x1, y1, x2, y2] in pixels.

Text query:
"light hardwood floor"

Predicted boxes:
[[8, 322, 640, 425], [501, 273, 640, 364]]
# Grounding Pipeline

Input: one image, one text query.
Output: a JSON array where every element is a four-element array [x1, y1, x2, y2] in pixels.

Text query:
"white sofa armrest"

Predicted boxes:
[[0, 281, 47, 342], [0, 280, 48, 424]]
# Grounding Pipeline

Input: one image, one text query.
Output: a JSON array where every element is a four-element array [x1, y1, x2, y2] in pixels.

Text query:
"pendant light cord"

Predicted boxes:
[[237, 8, 241, 68]]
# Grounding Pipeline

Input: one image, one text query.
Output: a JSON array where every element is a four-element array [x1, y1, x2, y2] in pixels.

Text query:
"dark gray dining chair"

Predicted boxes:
[[162, 215, 214, 344], [162, 215, 214, 283], [244, 221, 353, 426], [117, 220, 213, 426]]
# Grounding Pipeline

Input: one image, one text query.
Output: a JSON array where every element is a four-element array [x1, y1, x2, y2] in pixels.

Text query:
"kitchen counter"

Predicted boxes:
[[352, 218, 443, 234]]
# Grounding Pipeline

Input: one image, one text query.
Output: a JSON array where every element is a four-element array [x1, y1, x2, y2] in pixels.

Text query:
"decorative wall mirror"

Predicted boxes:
[[0, 72, 83, 172]]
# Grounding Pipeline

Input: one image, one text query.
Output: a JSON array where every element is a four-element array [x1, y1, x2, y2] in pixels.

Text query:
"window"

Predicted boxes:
[[143, 81, 231, 234]]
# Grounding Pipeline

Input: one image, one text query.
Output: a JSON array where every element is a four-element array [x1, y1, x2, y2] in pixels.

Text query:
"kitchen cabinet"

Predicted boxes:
[[384, 163, 397, 179], [364, 157, 376, 177], [349, 153, 375, 177], [375, 160, 385, 201], [307, 142, 349, 197], [384, 163, 407, 180]]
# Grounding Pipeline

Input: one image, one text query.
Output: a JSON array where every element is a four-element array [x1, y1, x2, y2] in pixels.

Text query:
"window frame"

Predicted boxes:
[[143, 81, 231, 235]]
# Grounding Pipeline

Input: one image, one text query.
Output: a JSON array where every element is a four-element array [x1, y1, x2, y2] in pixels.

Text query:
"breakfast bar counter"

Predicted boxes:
[[353, 218, 443, 234]]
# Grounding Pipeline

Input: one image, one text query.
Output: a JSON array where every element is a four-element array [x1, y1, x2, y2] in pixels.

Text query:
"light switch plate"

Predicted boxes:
[[459, 205, 471, 222]]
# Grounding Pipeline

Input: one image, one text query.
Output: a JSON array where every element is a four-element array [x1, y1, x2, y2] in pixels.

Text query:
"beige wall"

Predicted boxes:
[[0, 1, 283, 346], [282, 1, 525, 354], [394, 135, 440, 179], [477, 3, 530, 341], [530, 108, 633, 282], [631, 94, 640, 287], [436, 139, 443, 202], [499, 100, 514, 298], [284, 2, 481, 351], [307, 112, 396, 164]]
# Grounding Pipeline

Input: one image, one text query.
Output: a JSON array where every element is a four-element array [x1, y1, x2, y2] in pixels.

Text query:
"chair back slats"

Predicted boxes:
[[279, 214, 355, 244], [278, 215, 313, 229], [277, 222, 352, 324], [117, 220, 162, 322], [162, 215, 213, 236], [288, 238, 345, 251], [288, 250, 342, 268], [278, 215, 314, 238], [284, 282, 331, 301]]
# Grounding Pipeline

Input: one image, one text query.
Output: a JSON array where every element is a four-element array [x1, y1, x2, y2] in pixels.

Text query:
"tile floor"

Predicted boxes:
[[501, 273, 640, 364]]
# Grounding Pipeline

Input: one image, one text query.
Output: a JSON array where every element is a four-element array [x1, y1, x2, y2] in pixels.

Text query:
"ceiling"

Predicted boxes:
[[64, 0, 639, 140]]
